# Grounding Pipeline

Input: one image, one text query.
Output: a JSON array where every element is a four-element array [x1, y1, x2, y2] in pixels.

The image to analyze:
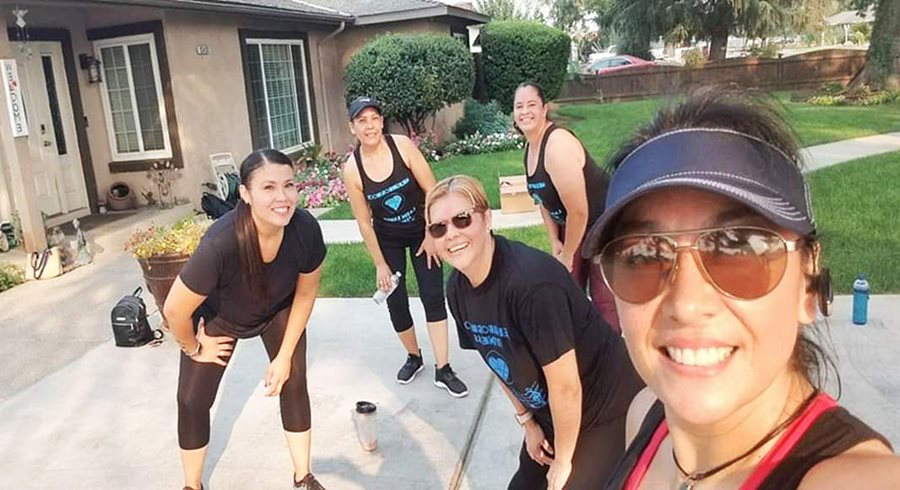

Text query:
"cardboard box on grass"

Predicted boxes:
[[499, 175, 536, 214]]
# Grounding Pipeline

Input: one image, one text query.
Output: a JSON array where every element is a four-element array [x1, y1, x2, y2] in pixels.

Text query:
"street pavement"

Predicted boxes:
[[0, 134, 898, 489]]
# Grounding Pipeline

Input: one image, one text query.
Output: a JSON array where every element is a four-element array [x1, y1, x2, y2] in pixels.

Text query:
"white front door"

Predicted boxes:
[[17, 42, 89, 219]]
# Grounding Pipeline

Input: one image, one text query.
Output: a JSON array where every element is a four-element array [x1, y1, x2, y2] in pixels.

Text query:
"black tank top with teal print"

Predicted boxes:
[[525, 124, 609, 226], [354, 134, 425, 239]]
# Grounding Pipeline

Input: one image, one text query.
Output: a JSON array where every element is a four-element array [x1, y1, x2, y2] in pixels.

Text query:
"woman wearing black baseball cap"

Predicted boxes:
[[342, 96, 468, 397], [585, 90, 898, 489]]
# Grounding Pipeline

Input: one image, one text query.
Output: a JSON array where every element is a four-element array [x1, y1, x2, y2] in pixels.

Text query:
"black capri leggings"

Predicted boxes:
[[507, 414, 628, 490], [176, 307, 310, 450], [377, 230, 447, 332]]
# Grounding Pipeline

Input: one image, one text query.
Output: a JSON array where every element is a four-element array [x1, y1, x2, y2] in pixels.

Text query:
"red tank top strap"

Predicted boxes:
[[740, 392, 838, 489], [624, 420, 670, 490], [623, 393, 837, 490]]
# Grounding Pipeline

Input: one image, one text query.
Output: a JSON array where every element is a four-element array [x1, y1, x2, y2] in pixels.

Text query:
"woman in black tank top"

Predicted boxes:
[[513, 82, 619, 332], [580, 90, 898, 489], [342, 96, 468, 397]]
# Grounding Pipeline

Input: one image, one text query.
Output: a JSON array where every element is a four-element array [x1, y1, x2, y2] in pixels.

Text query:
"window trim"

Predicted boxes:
[[239, 29, 318, 157], [93, 33, 172, 162]]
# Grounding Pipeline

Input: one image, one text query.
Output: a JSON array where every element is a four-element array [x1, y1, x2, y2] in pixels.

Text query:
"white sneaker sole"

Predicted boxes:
[[434, 379, 469, 398], [397, 364, 424, 385]]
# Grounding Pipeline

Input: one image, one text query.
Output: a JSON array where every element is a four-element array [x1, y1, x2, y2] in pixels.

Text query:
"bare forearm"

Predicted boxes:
[[561, 210, 588, 258], [549, 383, 581, 464], [497, 377, 528, 415], [358, 222, 387, 267], [169, 312, 198, 351]]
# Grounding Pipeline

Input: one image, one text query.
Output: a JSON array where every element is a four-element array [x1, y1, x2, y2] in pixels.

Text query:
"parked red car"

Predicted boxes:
[[582, 55, 652, 74]]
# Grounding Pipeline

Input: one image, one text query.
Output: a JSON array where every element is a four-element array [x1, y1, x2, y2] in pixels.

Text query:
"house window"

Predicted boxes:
[[245, 38, 314, 152], [94, 33, 171, 161]]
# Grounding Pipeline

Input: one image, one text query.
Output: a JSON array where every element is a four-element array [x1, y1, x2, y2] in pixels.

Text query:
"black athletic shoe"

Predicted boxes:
[[434, 364, 468, 398], [397, 351, 424, 384]]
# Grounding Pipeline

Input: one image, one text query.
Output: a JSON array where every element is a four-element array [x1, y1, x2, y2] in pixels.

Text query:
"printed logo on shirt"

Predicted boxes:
[[383, 194, 404, 212], [528, 181, 547, 190], [512, 381, 548, 409], [549, 208, 566, 224], [486, 350, 511, 383], [464, 321, 510, 348], [367, 177, 410, 201]]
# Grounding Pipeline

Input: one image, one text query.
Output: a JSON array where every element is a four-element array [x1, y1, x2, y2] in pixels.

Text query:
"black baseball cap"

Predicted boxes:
[[348, 96, 382, 120], [582, 128, 815, 258]]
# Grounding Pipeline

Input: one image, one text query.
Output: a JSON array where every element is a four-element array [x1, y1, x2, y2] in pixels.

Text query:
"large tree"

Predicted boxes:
[[849, 0, 900, 89], [607, 0, 830, 61]]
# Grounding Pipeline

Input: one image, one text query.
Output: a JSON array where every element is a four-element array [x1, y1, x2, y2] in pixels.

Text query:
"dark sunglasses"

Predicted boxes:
[[598, 226, 800, 304], [427, 208, 477, 239]]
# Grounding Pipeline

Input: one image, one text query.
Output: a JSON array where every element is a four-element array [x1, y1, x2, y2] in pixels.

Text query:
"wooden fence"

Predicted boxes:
[[559, 49, 867, 102]]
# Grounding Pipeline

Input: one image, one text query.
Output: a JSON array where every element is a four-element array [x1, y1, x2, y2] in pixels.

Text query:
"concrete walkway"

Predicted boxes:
[[0, 133, 899, 488], [318, 132, 900, 244]]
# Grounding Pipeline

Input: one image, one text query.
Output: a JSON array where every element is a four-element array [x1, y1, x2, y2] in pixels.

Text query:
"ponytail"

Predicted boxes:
[[234, 198, 267, 301]]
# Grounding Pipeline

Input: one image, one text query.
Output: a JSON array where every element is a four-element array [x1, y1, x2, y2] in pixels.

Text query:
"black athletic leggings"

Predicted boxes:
[[176, 307, 310, 450], [507, 414, 627, 490], [377, 230, 447, 332]]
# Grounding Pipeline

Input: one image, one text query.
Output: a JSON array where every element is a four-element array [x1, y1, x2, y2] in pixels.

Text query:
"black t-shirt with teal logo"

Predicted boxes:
[[179, 208, 326, 338], [354, 135, 425, 239], [447, 235, 641, 431]]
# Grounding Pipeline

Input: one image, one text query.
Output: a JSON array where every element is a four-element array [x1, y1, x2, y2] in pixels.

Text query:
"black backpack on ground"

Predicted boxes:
[[111, 287, 163, 347], [201, 192, 234, 220]]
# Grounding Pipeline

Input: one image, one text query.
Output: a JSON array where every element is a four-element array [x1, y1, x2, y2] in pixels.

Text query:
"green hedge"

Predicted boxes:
[[481, 21, 571, 111], [344, 33, 474, 136], [452, 99, 512, 139]]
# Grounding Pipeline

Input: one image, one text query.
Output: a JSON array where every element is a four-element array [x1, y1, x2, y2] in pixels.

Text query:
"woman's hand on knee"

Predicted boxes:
[[265, 355, 292, 397], [524, 420, 554, 466], [193, 319, 235, 366]]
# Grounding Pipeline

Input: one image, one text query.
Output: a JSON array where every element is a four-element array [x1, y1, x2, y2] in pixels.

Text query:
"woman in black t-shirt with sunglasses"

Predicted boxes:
[[425, 175, 644, 490]]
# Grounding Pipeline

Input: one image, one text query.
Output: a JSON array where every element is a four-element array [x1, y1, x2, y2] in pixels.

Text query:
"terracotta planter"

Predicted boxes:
[[138, 253, 190, 317]]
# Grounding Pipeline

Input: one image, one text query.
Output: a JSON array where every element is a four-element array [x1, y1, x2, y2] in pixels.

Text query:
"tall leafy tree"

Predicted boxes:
[[849, 0, 900, 89]]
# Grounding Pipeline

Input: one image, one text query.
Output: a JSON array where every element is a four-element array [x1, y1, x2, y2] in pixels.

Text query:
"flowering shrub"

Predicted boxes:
[[805, 85, 900, 107], [0, 263, 24, 292], [411, 131, 443, 163], [124, 215, 211, 259], [295, 146, 349, 208], [443, 131, 525, 156]]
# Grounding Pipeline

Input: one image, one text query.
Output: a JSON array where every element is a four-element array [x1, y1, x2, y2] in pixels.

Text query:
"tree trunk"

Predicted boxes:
[[851, 0, 900, 90], [708, 24, 729, 61]]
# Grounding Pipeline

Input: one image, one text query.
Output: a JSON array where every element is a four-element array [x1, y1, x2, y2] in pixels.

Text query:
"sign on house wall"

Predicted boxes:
[[2, 59, 28, 137]]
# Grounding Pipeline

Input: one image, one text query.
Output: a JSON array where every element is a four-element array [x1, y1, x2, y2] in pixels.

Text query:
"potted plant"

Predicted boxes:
[[124, 215, 211, 318]]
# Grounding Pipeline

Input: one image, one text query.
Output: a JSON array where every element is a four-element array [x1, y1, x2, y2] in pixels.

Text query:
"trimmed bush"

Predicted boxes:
[[344, 33, 474, 136], [453, 99, 512, 139], [682, 48, 705, 69], [481, 21, 571, 111]]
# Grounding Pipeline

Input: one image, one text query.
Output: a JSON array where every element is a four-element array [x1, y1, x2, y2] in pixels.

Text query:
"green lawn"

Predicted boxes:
[[320, 150, 900, 297], [808, 150, 900, 294], [320, 97, 900, 220]]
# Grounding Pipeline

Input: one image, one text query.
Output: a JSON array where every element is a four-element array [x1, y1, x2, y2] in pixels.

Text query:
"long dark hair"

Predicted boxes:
[[608, 87, 839, 393], [235, 149, 294, 301]]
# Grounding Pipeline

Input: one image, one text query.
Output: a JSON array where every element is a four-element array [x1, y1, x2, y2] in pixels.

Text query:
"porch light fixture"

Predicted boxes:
[[79, 54, 102, 84]]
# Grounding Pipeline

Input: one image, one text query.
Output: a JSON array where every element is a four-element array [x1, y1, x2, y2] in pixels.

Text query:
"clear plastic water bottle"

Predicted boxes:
[[352, 401, 378, 452], [852, 274, 870, 325], [373, 271, 402, 304]]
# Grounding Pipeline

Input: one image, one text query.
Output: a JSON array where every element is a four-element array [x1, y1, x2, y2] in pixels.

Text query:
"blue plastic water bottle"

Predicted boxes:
[[852, 274, 869, 325]]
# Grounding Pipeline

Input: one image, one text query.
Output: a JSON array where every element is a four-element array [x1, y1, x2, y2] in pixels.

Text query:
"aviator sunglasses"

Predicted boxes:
[[598, 226, 801, 303], [427, 208, 477, 239]]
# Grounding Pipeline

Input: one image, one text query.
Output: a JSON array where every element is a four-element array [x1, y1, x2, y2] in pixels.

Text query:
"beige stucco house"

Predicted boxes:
[[0, 0, 487, 252]]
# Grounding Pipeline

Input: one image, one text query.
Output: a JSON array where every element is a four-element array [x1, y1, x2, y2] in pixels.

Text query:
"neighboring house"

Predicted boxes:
[[0, 0, 487, 252]]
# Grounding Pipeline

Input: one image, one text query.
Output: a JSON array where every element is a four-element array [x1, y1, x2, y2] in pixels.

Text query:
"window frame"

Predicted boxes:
[[240, 31, 318, 156], [93, 33, 172, 162]]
